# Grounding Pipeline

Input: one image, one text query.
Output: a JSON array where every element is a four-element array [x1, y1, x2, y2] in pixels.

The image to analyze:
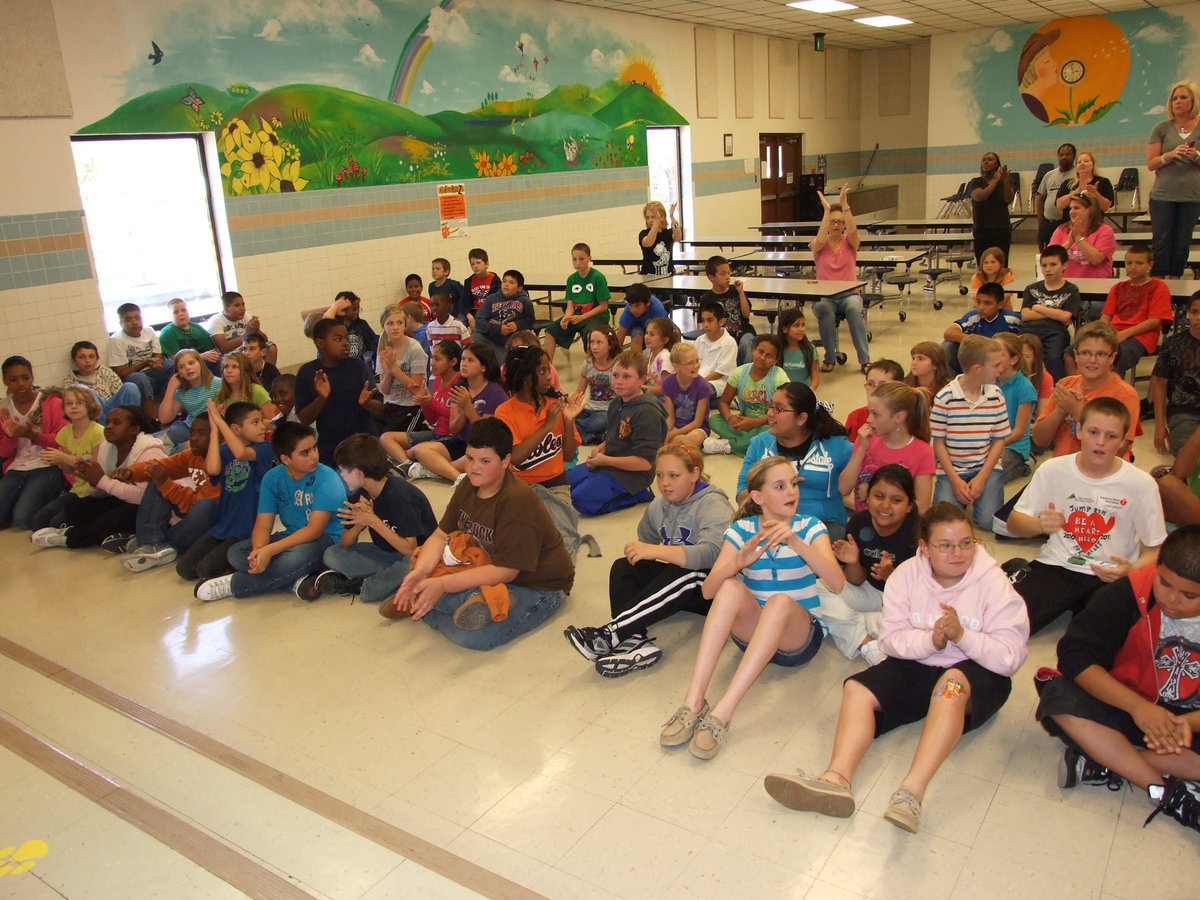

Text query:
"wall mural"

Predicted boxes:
[[77, 0, 686, 196], [963, 8, 1194, 140]]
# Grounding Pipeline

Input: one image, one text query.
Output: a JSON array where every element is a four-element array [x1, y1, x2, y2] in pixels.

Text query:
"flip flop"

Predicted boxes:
[[820, 362, 835, 373]]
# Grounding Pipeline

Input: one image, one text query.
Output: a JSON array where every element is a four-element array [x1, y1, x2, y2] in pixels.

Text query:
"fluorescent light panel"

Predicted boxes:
[[787, 1, 858, 12], [854, 14, 912, 27]]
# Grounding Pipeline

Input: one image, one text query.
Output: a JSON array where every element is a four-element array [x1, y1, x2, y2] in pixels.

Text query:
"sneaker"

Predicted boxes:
[[564, 625, 614, 661], [1059, 746, 1124, 791], [702, 437, 732, 455], [883, 786, 923, 834], [595, 636, 663, 678], [660, 701, 709, 748], [452, 593, 492, 630], [194, 574, 234, 602], [859, 639, 886, 666], [688, 714, 728, 760], [764, 770, 855, 817], [121, 544, 177, 573], [1144, 776, 1200, 832], [100, 532, 136, 554], [406, 461, 438, 480], [392, 459, 415, 478], [453, 471, 468, 489], [31, 526, 70, 548]]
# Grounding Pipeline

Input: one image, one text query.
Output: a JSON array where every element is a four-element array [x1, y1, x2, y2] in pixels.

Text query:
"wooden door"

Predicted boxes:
[[760, 134, 802, 223]]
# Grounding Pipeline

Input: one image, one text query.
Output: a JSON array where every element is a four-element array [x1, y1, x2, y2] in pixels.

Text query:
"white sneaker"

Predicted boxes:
[[194, 574, 234, 602], [121, 544, 177, 573], [31, 526, 70, 548], [702, 437, 732, 455], [453, 471, 468, 489], [406, 461, 438, 480], [859, 639, 886, 666]]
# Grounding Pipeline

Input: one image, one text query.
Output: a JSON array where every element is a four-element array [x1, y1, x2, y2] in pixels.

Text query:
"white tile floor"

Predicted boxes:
[[1, 241, 1198, 899]]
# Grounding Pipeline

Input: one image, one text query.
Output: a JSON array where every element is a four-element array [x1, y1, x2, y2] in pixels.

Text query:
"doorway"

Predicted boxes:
[[759, 133, 802, 224], [647, 126, 683, 231]]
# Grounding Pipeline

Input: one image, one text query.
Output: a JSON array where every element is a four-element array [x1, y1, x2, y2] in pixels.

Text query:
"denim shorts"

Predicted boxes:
[[730, 613, 823, 667]]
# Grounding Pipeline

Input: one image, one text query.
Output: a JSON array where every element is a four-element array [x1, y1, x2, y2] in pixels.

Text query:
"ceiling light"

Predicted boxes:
[[854, 15, 912, 27], [787, 1, 858, 11]]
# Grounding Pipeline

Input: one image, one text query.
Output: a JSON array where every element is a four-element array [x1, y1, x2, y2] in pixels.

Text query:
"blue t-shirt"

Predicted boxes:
[[953, 308, 1022, 338], [209, 440, 275, 540], [174, 379, 222, 425], [998, 371, 1038, 461], [258, 462, 346, 540], [738, 432, 854, 525], [619, 296, 668, 331], [724, 514, 828, 612]]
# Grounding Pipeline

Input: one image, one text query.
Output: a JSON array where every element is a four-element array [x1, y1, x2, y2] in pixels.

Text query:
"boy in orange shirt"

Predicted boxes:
[[1100, 244, 1172, 377]]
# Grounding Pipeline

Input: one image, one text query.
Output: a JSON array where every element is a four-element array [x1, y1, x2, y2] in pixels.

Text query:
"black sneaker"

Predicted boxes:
[[1144, 776, 1200, 832], [292, 572, 326, 602], [563, 625, 614, 661], [317, 570, 362, 596], [101, 532, 136, 554], [1059, 746, 1124, 791], [1001, 557, 1031, 582], [595, 635, 663, 678]]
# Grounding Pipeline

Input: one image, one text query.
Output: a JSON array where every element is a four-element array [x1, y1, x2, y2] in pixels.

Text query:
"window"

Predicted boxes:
[[70, 133, 235, 332]]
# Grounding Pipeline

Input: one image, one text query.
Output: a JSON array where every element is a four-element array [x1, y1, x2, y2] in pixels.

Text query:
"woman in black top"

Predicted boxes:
[[1054, 150, 1114, 214], [968, 152, 1014, 266]]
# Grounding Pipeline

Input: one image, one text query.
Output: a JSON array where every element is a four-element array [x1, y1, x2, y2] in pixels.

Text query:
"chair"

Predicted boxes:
[[1115, 167, 1140, 209], [1030, 162, 1054, 211], [1008, 171, 1023, 212], [937, 182, 967, 218]]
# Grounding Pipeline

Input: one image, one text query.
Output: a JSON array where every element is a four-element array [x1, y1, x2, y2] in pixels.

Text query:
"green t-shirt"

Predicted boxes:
[[567, 269, 611, 321], [728, 364, 787, 417], [159, 323, 217, 357], [782, 347, 814, 386]]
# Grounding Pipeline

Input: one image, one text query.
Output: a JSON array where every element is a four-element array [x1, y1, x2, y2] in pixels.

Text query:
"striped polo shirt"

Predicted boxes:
[[930, 376, 1010, 474], [724, 514, 827, 610]]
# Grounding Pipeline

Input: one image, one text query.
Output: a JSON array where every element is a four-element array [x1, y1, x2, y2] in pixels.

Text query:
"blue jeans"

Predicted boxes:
[[134, 483, 217, 550], [1149, 198, 1200, 278], [88, 383, 143, 423], [813, 293, 870, 366], [575, 408, 609, 445], [323, 543, 411, 604], [123, 360, 175, 402], [470, 333, 509, 364], [736, 331, 758, 366], [0, 466, 67, 530], [163, 420, 192, 447], [942, 339, 962, 375], [568, 464, 653, 517], [228, 533, 334, 597], [933, 467, 1005, 531], [421, 584, 566, 650]]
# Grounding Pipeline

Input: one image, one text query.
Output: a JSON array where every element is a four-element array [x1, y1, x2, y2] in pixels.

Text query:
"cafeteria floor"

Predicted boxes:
[[1, 240, 1196, 900]]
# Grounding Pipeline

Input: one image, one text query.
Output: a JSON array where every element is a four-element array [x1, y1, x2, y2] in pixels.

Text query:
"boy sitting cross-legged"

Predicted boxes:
[[1005, 396, 1167, 634], [293, 434, 437, 603], [194, 421, 346, 602], [386, 417, 575, 650], [1035, 524, 1200, 836], [568, 348, 668, 517]]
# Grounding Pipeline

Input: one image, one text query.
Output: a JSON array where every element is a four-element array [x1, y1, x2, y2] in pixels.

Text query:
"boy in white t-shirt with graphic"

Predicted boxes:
[[1006, 396, 1167, 634]]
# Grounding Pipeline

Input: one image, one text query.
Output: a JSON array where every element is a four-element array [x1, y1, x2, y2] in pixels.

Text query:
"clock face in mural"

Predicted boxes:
[[1017, 16, 1129, 126]]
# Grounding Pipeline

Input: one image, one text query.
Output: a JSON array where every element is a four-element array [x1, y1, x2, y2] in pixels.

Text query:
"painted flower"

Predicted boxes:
[[221, 118, 248, 157], [235, 134, 281, 190], [493, 153, 517, 177], [276, 159, 308, 193], [473, 151, 491, 177], [255, 118, 284, 164]]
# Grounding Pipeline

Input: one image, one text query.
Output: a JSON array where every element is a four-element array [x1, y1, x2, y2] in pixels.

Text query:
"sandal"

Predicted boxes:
[[820, 361, 835, 373]]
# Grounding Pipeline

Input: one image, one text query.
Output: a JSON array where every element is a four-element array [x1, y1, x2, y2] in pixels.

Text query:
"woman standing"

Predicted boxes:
[[1053, 150, 1114, 214], [968, 152, 1014, 266], [1147, 80, 1200, 278]]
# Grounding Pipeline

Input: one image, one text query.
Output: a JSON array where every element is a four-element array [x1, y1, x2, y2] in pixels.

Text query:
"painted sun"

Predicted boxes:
[[620, 55, 663, 96]]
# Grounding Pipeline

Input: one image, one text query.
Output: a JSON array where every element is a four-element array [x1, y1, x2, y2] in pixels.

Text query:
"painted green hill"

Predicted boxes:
[[77, 82, 239, 133], [531, 83, 605, 115], [594, 83, 687, 129]]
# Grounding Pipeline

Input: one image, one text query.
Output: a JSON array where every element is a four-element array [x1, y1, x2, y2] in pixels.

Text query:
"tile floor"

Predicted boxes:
[[1, 241, 1197, 899]]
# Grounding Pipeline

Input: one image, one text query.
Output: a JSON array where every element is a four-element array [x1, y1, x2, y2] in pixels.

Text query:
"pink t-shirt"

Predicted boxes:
[[852, 434, 936, 511], [1050, 223, 1116, 278], [809, 239, 858, 281]]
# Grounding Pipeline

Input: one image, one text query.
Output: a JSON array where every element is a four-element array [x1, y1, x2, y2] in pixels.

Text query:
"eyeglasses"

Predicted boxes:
[[768, 404, 795, 414], [930, 539, 976, 554], [1075, 349, 1112, 359]]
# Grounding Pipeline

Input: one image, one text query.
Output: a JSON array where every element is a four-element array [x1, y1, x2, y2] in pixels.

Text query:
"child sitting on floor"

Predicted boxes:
[[710, 333, 787, 456], [33, 386, 104, 530]]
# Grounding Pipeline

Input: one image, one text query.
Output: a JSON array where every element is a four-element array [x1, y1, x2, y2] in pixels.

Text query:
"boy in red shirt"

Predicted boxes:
[[1101, 243, 1172, 377]]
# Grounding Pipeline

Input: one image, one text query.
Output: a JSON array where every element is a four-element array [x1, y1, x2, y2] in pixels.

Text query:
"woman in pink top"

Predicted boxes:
[[809, 185, 869, 374], [1050, 192, 1116, 280]]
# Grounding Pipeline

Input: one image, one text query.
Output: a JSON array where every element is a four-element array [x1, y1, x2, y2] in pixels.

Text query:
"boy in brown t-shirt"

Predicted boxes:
[[390, 417, 574, 649]]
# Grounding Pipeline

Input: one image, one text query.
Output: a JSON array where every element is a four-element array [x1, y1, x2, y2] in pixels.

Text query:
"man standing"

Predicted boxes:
[[1036, 143, 1077, 252]]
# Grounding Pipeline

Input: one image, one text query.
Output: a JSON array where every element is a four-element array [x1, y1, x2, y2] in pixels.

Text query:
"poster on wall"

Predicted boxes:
[[438, 183, 468, 239]]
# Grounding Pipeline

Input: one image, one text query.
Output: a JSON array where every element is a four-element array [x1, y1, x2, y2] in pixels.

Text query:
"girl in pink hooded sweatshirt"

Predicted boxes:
[[764, 502, 1029, 835]]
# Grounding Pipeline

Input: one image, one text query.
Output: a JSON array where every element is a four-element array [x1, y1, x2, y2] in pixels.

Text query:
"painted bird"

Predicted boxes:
[[148, 41, 163, 65]]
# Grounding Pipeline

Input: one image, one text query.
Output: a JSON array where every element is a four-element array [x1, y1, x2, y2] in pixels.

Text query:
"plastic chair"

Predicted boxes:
[[1115, 167, 1140, 209], [938, 182, 967, 218], [1008, 172, 1023, 212]]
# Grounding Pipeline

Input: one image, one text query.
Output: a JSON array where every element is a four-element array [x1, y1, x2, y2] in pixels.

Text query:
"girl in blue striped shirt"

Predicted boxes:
[[660, 456, 843, 760]]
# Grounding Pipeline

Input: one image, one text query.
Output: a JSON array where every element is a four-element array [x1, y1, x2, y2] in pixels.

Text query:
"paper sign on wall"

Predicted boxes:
[[437, 183, 468, 239]]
